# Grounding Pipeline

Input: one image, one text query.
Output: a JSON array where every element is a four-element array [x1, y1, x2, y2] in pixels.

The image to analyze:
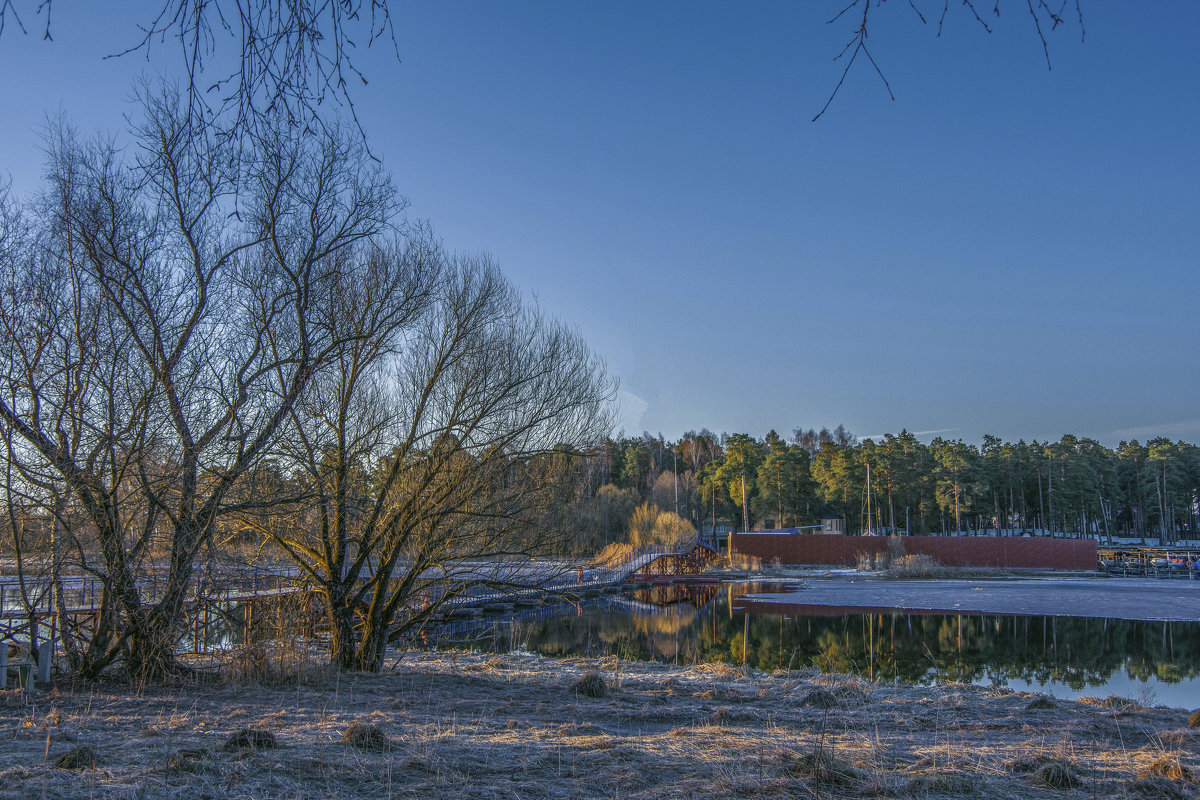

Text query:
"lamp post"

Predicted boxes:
[[673, 449, 679, 517]]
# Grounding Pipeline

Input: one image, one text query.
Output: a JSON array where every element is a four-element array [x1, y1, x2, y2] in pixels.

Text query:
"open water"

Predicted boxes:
[[420, 580, 1200, 707]]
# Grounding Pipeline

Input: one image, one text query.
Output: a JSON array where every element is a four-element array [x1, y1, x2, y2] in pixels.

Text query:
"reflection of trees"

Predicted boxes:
[[732, 612, 1200, 689], [451, 589, 1200, 691], [446, 578, 1200, 690]]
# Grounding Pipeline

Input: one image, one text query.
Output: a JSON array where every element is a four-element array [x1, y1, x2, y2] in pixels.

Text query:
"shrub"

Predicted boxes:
[[629, 503, 697, 547]]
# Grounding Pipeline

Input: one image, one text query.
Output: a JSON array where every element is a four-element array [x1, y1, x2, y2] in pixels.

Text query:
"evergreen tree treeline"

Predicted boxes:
[[563, 428, 1200, 549]]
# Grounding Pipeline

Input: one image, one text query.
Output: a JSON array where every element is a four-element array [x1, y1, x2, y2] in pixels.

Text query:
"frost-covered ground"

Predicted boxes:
[[1, 651, 1198, 799]]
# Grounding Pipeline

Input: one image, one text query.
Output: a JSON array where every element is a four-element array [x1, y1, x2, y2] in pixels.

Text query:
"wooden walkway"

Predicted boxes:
[[0, 536, 723, 665]]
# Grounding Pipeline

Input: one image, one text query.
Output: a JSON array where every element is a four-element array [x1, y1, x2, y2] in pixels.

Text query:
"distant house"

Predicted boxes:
[[817, 504, 845, 534]]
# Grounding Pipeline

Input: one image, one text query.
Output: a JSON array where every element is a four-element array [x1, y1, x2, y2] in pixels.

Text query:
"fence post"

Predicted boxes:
[[36, 640, 51, 685], [0, 644, 6, 689]]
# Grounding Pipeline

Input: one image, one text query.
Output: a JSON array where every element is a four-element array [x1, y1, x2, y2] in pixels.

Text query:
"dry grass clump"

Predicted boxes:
[[833, 684, 870, 705], [1137, 754, 1194, 782], [52, 744, 97, 769], [1009, 753, 1079, 778], [1035, 759, 1082, 789], [1025, 695, 1056, 710], [800, 688, 840, 709], [168, 747, 213, 774], [856, 550, 890, 571], [342, 722, 390, 752], [222, 728, 277, 751], [1188, 709, 1200, 728], [780, 750, 861, 788], [691, 662, 741, 679], [887, 554, 947, 579], [1009, 753, 1052, 773], [570, 672, 608, 698], [904, 773, 975, 795], [724, 552, 763, 572], [1101, 695, 1143, 711], [1079, 695, 1143, 712]]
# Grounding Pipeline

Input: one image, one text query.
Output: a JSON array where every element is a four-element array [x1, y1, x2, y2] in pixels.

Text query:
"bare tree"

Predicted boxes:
[[0, 1, 396, 137], [0, 1, 1089, 131], [0, 91, 397, 678], [813, 0, 1085, 120], [256, 252, 616, 672]]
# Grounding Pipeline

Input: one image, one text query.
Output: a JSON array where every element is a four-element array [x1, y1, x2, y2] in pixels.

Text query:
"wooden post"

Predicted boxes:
[[36, 640, 51, 685], [0, 644, 7, 689]]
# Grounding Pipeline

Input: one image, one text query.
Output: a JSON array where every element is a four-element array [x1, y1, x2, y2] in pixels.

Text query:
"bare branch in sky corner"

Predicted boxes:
[[814, 0, 1085, 121], [0, 0, 399, 142]]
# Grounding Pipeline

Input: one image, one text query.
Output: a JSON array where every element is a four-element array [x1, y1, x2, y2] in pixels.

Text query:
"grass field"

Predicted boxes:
[[1, 651, 1197, 798]]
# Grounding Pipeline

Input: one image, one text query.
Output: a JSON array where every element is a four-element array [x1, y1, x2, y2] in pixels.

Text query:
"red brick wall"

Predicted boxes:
[[731, 533, 1097, 570]]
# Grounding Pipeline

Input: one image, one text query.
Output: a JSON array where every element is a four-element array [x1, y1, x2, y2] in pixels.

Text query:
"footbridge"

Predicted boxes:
[[595, 532, 720, 583]]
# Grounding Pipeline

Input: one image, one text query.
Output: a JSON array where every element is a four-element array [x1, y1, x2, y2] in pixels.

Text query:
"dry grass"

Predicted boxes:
[[1189, 709, 1200, 728], [0, 652, 1195, 799], [51, 745, 97, 770], [1034, 759, 1082, 788], [222, 728, 277, 751], [800, 687, 840, 709], [1079, 694, 1145, 712], [722, 552, 763, 572], [886, 554, 949, 579], [569, 672, 607, 698], [1137, 754, 1195, 782], [342, 722, 391, 751], [780, 750, 861, 787]]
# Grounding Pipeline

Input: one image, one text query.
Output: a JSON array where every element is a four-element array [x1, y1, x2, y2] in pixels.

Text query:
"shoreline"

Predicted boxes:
[[737, 574, 1200, 622], [3, 650, 1197, 799]]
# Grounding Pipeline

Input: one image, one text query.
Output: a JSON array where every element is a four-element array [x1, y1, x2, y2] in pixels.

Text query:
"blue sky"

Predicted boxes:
[[1, 2, 1197, 446]]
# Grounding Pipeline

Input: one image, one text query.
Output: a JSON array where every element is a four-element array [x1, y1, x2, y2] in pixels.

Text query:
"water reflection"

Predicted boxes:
[[420, 581, 1200, 703]]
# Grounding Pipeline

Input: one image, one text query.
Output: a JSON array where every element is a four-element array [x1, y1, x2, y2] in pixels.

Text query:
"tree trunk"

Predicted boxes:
[[330, 600, 359, 671]]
